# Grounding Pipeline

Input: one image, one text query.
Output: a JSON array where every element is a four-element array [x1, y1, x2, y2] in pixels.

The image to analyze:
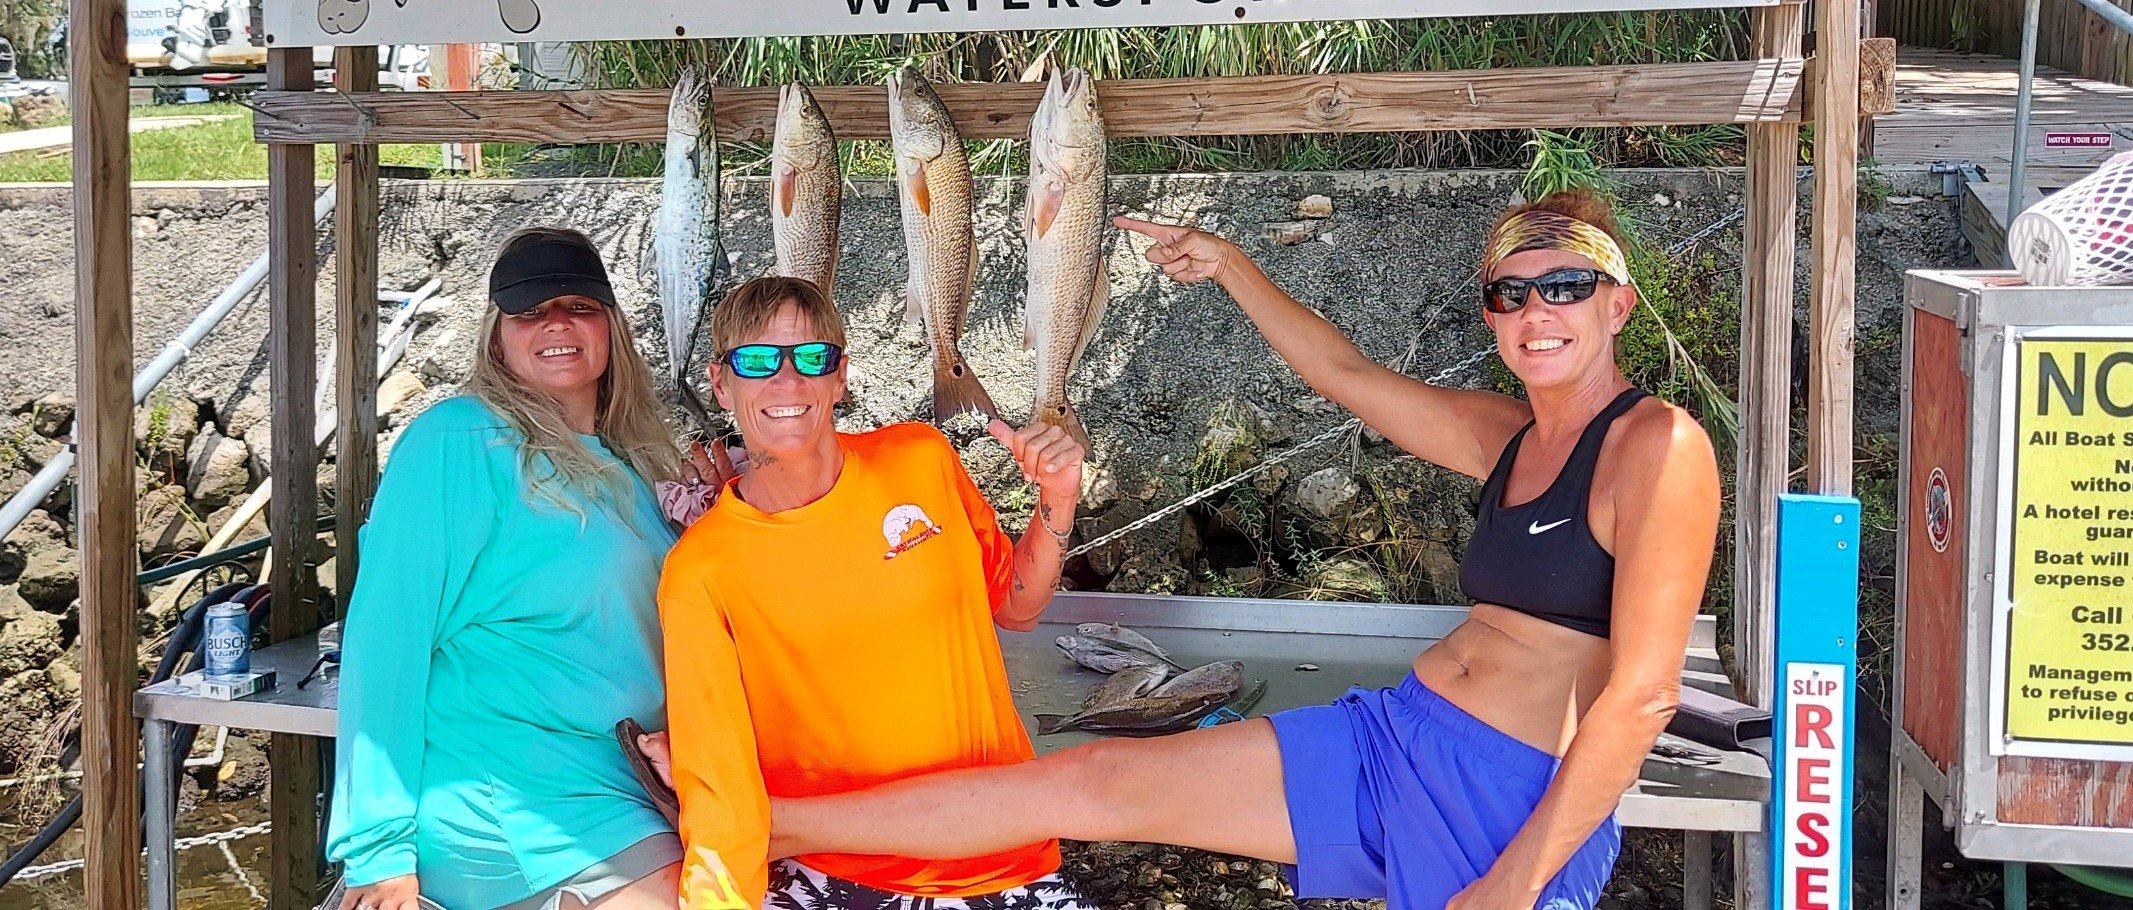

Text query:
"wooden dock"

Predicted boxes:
[[1876, 48, 2133, 266]]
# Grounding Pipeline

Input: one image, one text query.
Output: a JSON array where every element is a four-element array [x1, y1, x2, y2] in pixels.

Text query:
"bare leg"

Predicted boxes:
[[771, 718, 1296, 865]]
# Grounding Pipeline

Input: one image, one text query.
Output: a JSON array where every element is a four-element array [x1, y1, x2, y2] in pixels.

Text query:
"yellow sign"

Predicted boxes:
[[2004, 336, 2133, 749]]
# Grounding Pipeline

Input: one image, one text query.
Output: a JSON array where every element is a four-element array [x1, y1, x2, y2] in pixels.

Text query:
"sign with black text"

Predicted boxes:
[[1993, 331, 2133, 761], [268, 0, 1772, 47]]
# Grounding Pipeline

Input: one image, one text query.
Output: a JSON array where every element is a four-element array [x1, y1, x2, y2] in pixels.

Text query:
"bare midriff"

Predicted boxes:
[[1410, 603, 1613, 757]]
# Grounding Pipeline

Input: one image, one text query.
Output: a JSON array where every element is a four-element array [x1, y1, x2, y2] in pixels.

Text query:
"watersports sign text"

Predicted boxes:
[[1997, 334, 2133, 757], [271, 0, 1772, 47]]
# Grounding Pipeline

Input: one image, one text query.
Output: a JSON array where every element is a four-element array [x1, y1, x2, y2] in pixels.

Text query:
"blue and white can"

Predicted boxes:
[[202, 601, 251, 679]]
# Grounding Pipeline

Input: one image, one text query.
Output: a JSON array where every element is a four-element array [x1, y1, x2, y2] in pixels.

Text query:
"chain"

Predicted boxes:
[[221, 839, 269, 906], [11, 821, 273, 882], [1064, 344, 1499, 559]]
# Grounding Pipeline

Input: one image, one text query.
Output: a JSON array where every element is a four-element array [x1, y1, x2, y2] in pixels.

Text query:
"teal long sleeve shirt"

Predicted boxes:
[[326, 396, 680, 909]]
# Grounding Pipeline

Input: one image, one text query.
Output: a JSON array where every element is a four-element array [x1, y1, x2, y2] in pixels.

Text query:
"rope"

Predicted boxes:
[[10, 821, 273, 882]]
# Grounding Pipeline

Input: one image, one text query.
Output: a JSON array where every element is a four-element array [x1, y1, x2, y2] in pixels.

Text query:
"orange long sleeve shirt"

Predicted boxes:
[[659, 422, 1060, 907]]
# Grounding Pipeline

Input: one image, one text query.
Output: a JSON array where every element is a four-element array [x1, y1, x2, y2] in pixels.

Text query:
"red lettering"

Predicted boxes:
[[1794, 812, 1831, 857], [1795, 757, 1833, 803], [1794, 866, 1831, 910], [1794, 702, 1835, 749]]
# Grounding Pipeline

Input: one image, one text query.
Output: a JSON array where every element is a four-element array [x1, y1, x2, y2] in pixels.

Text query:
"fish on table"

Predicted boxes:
[[1074, 621, 1170, 659], [656, 65, 729, 439], [1054, 634, 1178, 675], [1081, 662, 1170, 711], [771, 82, 841, 299], [1036, 660, 1245, 736], [889, 67, 999, 425], [1023, 67, 1109, 449]]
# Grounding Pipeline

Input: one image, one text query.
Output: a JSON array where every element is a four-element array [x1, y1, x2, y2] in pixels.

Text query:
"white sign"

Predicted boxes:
[[269, 0, 1773, 47], [1779, 662, 1848, 910]]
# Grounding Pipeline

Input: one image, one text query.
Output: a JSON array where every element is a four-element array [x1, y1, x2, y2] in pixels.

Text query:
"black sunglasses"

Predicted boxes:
[[721, 342, 844, 379], [1482, 268, 1615, 314]]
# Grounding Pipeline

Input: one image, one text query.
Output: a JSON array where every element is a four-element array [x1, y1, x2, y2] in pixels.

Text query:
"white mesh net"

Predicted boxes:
[[2008, 150, 2133, 286]]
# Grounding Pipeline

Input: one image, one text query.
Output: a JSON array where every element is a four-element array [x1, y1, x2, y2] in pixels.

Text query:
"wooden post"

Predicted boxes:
[[267, 45, 326, 910], [69, 0, 141, 906], [334, 46, 381, 608], [1735, 5, 1806, 908], [1810, 0, 1862, 497]]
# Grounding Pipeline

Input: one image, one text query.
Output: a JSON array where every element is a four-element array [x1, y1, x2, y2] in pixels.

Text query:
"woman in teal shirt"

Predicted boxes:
[[328, 228, 686, 910]]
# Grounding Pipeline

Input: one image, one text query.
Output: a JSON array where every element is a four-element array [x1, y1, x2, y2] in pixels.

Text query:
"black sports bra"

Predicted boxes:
[[1457, 388, 1647, 639]]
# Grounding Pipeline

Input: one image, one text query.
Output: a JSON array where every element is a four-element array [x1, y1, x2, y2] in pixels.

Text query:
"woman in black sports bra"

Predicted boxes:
[[754, 189, 1723, 910]]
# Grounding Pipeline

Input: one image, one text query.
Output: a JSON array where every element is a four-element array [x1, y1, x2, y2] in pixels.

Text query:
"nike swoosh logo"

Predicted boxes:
[[1529, 519, 1572, 535]]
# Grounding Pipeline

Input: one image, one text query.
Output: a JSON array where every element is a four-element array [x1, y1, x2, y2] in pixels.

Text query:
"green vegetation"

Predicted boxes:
[[571, 13, 1753, 177], [0, 103, 520, 182]]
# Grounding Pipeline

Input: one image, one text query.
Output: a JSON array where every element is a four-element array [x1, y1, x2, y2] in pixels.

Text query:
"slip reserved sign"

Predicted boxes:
[[1779, 663, 1849, 910]]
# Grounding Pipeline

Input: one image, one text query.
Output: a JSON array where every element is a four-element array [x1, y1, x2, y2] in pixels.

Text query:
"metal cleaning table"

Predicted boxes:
[[135, 591, 1769, 910]]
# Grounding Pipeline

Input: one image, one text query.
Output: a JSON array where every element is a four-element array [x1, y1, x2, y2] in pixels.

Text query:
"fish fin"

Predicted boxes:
[[1034, 714, 1075, 736], [774, 163, 797, 218], [934, 359, 1001, 424], [1031, 178, 1065, 239], [1070, 257, 1110, 369], [904, 290, 924, 328], [1043, 404, 1092, 452], [905, 160, 932, 217], [1022, 298, 1040, 352]]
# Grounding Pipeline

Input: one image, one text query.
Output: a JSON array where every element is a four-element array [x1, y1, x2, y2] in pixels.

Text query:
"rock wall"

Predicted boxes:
[[0, 170, 1963, 770]]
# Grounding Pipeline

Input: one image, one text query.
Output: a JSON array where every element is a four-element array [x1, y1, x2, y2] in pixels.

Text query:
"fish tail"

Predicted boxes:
[[1039, 403, 1092, 450], [1034, 714, 1075, 736], [934, 359, 1001, 424]]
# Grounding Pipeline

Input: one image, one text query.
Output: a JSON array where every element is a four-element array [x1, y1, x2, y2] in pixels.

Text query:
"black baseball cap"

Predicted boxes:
[[489, 229, 619, 315]]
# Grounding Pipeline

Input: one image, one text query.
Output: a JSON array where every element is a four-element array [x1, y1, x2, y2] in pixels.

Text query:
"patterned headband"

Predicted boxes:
[[1482, 210, 1632, 286]]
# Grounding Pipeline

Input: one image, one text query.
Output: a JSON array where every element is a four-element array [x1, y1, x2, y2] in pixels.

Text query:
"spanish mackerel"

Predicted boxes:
[[1023, 67, 1108, 448], [771, 82, 841, 298], [657, 66, 729, 438], [889, 68, 999, 424]]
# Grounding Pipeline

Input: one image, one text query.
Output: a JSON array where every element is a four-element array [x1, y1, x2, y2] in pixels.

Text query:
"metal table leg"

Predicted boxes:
[[1683, 830, 1714, 910], [1888, 758, 1925, 910], [144, 719, 178, 910]]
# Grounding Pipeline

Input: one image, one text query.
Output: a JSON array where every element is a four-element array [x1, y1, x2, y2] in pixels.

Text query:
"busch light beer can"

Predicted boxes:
[[202, 602, 251, 679]]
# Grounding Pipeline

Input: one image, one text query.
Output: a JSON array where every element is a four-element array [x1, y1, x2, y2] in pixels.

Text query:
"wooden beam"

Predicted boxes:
[[1737, 0, 1806, 713], [69, 0, 141, 906], [1810, 0, 1862, 496], [266, 46, 326, 910], [333, 46, 380, 610], [1734, 7, 1805, 909], [250, 58, 1812, 144]]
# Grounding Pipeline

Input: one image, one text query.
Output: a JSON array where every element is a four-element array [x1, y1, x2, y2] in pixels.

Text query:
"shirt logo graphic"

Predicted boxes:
[[1528, 518, 1573, 535], [883, 504, 943, 559]]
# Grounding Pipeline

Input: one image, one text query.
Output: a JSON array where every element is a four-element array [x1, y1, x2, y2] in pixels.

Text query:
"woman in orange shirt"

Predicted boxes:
[[653, 277, 1093, 910]]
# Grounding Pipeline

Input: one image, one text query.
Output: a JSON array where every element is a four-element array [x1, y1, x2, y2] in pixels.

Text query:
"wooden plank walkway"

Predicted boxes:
[[1877, 48, 2133, 266]]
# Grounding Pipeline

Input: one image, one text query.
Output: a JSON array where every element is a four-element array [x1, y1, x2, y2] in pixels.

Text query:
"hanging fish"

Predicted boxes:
[[1023, 67, 1108, 448], [890, 68, 1000, 424], [656, 66, 729, 438], [771, 82, 841, 299]]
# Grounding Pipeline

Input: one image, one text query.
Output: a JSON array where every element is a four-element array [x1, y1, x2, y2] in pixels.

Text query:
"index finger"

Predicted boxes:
[[709, 438, 737, 480], [1113, 215, 1191, 245]]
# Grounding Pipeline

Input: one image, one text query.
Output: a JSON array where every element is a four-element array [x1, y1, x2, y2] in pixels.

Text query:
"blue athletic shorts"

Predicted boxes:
[[1268, 672, 1622, 910]]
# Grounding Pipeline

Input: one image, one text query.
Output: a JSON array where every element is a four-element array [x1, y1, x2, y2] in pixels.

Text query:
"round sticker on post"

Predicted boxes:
[[1925, 467, 1952, 554]]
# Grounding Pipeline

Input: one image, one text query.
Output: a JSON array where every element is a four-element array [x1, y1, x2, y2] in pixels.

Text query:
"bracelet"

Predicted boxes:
[[1040, 519, 1072, 546]]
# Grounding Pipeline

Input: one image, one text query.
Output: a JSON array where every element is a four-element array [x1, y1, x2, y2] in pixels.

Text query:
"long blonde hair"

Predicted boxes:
[[463, 295, 681, 515]]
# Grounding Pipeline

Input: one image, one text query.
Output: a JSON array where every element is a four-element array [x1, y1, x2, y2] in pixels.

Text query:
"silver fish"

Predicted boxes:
[[771, 82, 841, 299], [1054, 634, 1174, 675], [890, 68, 999, 424], [1082, 663, 1170, 711], [1023, 67, 1108, 448], [1074, 621, 1170, 659], [656, 66, 729, 438]]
